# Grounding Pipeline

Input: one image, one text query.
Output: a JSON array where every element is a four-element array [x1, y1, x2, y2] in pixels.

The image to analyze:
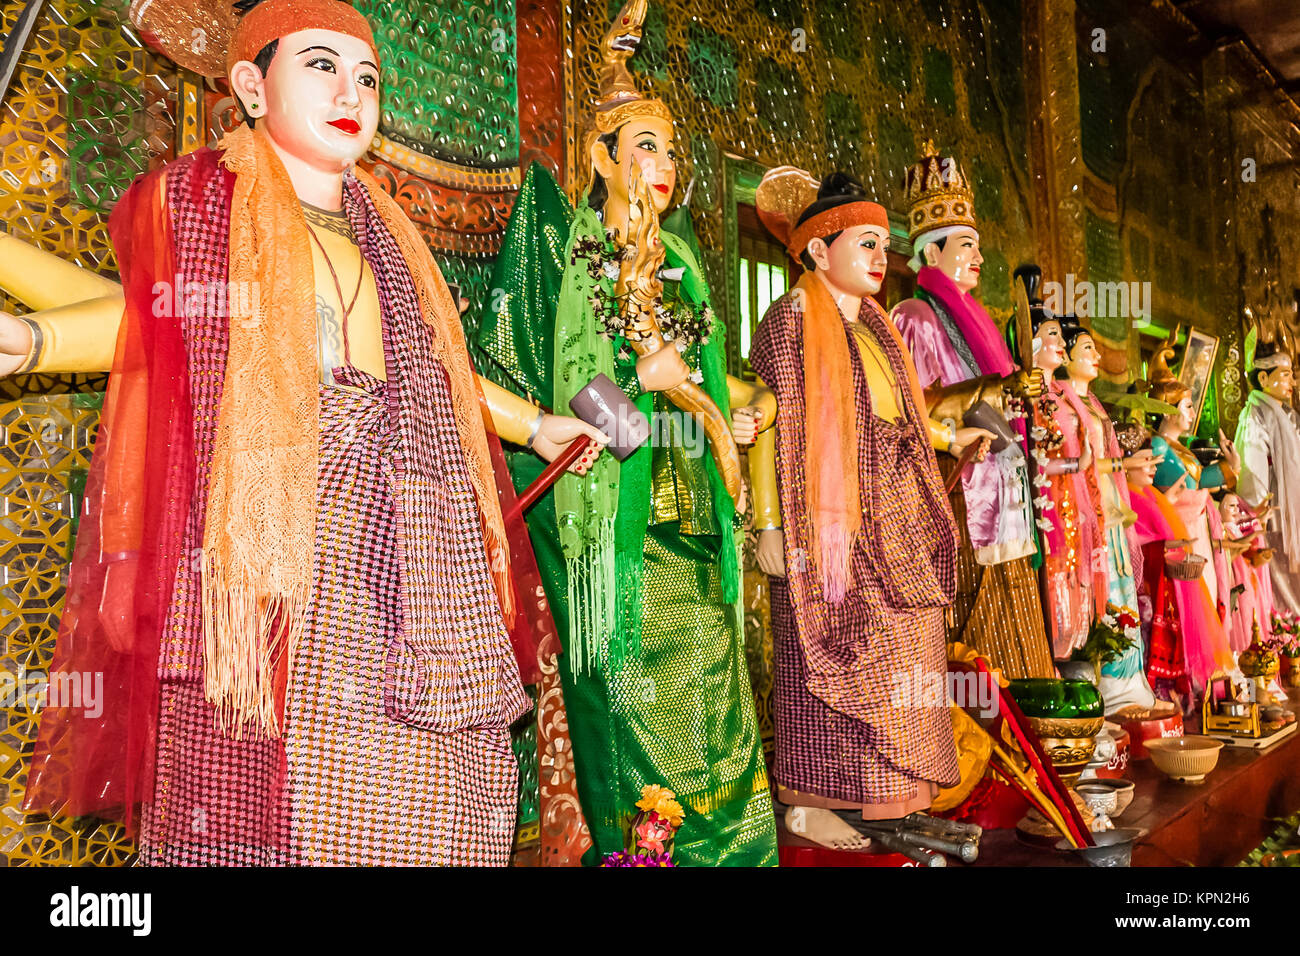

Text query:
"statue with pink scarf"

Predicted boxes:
[[890, 141, 1054, 680]]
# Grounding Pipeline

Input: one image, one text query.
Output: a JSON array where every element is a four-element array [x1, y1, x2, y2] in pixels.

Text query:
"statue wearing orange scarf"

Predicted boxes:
[[749, 168, 963, 850], [1, 0, 605, 865]]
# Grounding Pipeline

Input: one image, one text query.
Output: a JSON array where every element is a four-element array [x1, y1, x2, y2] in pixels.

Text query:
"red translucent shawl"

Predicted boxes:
[[23, 168, 191, 831]]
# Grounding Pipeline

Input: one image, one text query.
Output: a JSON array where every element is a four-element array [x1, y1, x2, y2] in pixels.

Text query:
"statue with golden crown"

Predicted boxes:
[[473, 0, 778, 866], [747, 166, 964, 849], [0, 0, 611, 865], [888, 141, 1055, 681]]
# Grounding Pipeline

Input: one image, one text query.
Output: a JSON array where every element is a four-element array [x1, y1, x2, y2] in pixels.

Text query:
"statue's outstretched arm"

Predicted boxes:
[[0, 293, 124, 375], [0, 233, 122, 310]]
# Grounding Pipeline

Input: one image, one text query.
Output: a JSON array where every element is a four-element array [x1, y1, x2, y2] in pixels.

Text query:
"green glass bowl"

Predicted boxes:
[[1008, 678, 1067, 718], [1063, 679, 1103, 718]]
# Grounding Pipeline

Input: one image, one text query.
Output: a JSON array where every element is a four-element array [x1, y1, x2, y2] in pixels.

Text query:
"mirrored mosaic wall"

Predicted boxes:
[[567, 0, 1037, 338]]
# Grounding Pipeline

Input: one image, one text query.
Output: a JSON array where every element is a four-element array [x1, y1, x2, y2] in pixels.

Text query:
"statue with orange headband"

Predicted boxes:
[[889, 141, 1054, 681], [0, 0, 608, 865], [749, 168, 962, 849]]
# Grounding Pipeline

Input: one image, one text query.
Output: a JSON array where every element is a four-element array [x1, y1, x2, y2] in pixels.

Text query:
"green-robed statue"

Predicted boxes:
[[475, 0, 778, 866]]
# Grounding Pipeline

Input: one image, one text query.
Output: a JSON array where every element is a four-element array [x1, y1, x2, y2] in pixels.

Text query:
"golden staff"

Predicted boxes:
[[619, 167, 743, 504]]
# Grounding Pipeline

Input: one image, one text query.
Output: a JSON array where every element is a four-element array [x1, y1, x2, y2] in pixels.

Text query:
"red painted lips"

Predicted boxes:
[[328, 117, 361, 134]]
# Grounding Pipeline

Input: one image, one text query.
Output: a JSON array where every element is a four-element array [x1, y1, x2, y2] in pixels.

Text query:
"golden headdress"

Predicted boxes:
[[584, 0, 673, 188], [1147, 326, 1190, 407], [902, 138, 977, 244], [755, 166, 819, 254]]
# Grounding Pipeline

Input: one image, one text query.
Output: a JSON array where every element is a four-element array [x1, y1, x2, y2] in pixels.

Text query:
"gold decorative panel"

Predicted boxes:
[[0, 0, 183, 867]]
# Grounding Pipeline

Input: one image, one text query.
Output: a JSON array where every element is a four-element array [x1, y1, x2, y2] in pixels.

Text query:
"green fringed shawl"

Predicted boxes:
[[552, 199, 739, 675]]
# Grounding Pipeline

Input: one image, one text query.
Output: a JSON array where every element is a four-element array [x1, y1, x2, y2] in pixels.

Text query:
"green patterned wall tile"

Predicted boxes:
[[1085, 209, 1127, 340], [1079, 48, 1122, 184], [66, 71, 148, 215], [688, 23, 739, 110], [754, 57, 805, 138], [1076, 0, 1149, 185], [445, 257, 498, 372], [875, 111, 916, 193], [824, 89, 863, 176], [626, 0, 671, 81], [922, 46, 956, 116], [815, 0, 865, 64], [691, 133, 721, 211], [758, 0, 805, 24], [361, 0, 517, 165], [875, 17, 913, 94], [973, 155, 1003, 222], [980, 248, 1011, 311], [965, 61, 997, 128], [510, 690, 539, 829]]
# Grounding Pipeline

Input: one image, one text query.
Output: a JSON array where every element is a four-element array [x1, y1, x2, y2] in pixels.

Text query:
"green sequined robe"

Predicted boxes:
[[477, 165, 776, 866]]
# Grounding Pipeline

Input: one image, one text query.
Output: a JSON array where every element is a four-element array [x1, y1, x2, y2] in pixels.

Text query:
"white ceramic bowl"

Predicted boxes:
[[1145, 735, 1223, 784]]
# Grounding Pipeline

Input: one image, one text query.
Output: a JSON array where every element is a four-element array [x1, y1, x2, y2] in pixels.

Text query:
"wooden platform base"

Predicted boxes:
[[778, 692, 1300, 867]]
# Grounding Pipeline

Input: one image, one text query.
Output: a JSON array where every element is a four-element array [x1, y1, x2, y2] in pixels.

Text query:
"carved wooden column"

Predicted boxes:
[[517, 0, 592, 866], [1024, 0, 1086, 284], [517, 0, 566, 180]]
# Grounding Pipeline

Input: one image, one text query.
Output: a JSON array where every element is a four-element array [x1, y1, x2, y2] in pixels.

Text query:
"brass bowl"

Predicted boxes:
[[1036, 735, 1098, 786], [1027, 715, 1106, 740]]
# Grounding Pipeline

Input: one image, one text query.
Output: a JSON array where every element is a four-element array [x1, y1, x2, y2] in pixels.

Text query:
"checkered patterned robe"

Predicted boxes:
[[134, 149, 528, 865], [749, 291, 961, 805]]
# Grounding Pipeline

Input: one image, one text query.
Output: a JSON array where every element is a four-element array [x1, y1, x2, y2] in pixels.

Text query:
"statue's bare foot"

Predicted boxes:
[[784, 806, 871, 851]]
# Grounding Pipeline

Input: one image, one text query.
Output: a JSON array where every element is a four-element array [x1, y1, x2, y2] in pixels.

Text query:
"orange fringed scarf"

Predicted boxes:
[[204, 125, 511, 737], [798, 271, 932, 602]]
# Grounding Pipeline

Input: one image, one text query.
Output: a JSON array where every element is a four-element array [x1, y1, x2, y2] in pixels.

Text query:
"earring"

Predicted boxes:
[[251, 103, 259, 110]]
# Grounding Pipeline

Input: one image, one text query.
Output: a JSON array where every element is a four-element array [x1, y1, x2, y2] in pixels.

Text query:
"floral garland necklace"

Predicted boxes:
[[569, 229, 714, 384], [1028, 392, 1066, 534]]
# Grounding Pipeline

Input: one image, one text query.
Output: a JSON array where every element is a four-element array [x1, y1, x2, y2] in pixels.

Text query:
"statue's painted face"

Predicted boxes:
[[1033, 319, 1066, 373], [1164, 393, 1195, 435], [231, 29, 380, 172], [1126, 447, 1162, 487], [925, 227, 983, 293], [1220, 492, 1242, 526], [1260, 364, 1294, 403], [1065, 333, 1100, 383], [594, 115, 678, 216], [807, 223, 890, 299]]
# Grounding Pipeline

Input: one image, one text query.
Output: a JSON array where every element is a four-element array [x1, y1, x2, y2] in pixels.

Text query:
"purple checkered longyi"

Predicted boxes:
[[135, 149, 526, 865], [749, 291, 962, 807]]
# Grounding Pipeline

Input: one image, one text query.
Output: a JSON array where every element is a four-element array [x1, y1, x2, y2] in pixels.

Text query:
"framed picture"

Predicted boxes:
[[1178, 327, 1220, 433]]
